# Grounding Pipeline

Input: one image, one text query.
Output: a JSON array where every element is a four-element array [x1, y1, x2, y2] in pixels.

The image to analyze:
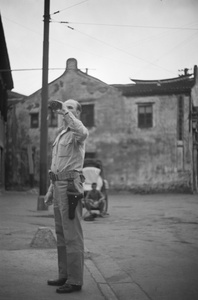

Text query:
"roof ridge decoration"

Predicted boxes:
[[130, 74, 193, 85], [111, 73, 194, 97]]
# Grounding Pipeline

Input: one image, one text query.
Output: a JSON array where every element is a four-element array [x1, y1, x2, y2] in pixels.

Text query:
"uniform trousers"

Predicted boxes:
[[53, 177, 84, 286]]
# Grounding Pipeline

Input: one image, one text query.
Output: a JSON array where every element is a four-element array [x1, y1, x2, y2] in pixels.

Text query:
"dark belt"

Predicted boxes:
[[49, 170, 81, 182]]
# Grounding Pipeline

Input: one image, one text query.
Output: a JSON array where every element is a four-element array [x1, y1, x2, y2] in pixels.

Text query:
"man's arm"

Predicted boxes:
[[85, 191, 95, 205], [86, 190, 92, 200], [64, 112, 88, 142], [98, 190, 105, 201], [44, 182, 54, 206]]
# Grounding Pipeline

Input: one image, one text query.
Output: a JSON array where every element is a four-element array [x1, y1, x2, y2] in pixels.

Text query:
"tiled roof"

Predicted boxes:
[[111, 75, 194, 97]]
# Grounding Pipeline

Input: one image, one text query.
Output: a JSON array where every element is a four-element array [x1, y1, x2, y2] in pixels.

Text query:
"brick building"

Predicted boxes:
[[6, 58, 198, 192]]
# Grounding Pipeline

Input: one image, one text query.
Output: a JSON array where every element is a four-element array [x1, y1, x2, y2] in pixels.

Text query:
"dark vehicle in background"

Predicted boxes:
[[82, 159, 109, 213]]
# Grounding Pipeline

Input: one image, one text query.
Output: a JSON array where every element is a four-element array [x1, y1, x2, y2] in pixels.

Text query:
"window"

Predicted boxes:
[[48, 109, 58, 127], [177, 96, 184, 141], [138, 104, 153, 128], [30, 113, 39, 128], [81, 104, 94, 127]]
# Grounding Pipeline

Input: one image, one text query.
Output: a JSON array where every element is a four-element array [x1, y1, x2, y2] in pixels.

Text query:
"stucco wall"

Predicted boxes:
[[89, 93, 192, 192], [10, 59, 193, 192]]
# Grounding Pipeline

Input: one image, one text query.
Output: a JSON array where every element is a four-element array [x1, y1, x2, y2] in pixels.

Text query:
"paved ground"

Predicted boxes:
[[0, 190, 198, 300]]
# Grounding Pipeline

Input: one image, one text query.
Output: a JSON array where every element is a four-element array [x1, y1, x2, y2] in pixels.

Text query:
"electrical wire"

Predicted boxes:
[[0, 67, 96, 73], [2, 15, 43, 37], [155, 32, 198, 64], [0, 68, 65, 72], [51, 0, 90, 15], [52, 20, 198, 31], [135, 31, 198, 77], [60, 23, 176, 75], [3, 8, 197, 80], [51, 18, 198, 75]]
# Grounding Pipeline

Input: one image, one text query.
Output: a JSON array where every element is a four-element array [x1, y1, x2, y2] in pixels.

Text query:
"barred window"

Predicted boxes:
[[138, 104, 153, 128]]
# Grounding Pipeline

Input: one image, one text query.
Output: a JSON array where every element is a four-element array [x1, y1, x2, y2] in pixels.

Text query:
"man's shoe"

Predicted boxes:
[[56, 283, 82, 293], [98, 212, 106, 217], [47, 278, 67, 286]]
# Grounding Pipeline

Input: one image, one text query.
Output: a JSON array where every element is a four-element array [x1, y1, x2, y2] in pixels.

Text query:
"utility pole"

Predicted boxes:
[[37, 0, 50, 210]]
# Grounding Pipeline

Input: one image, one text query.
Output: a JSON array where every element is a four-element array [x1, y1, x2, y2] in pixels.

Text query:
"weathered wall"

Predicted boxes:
[[88, 93, 192, 192], [130, 95, 190, 191], [12, 59, 123, 187], [9, 58, 193, 192]]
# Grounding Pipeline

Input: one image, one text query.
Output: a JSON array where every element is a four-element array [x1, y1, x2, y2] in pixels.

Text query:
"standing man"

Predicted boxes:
[[45, 99, 89, 293]]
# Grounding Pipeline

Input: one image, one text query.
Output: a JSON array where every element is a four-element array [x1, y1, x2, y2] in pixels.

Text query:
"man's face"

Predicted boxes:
[[92, 184, 97, 190], [63, 99, 80, 118]]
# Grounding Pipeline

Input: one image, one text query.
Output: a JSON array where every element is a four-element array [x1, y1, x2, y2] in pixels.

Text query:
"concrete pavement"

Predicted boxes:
[[84, 192, 198, 300], [0, 190, 198, 300], [0, 190, 110, 300]]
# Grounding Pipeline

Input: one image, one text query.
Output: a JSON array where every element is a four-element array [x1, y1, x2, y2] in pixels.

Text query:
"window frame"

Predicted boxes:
[[30, 113, 39, 128], [81, 103, 94, 128], [48, 109, 58, 128], [137, 103, 153, 129], [177, 96, 184, 141]]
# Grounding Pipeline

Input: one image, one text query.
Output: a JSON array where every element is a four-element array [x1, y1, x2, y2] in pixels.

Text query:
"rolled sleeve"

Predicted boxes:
[[64, 112, 89, 142]]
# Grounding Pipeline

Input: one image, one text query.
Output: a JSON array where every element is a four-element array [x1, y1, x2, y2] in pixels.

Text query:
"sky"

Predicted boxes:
[[0, 0, 198, 96]]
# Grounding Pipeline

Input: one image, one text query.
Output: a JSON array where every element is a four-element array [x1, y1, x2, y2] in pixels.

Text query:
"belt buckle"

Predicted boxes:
[[67, 171, 76, 180]]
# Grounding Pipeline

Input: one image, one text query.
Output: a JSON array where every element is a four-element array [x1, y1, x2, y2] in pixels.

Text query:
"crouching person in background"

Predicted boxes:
[[84, 182, 105, 221]]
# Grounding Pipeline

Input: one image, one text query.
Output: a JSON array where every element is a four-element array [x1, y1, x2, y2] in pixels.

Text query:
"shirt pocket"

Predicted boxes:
[[58, 137, 73, 157]]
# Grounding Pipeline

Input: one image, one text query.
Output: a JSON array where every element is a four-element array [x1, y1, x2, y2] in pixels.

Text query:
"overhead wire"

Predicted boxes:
[[154, 31, 198, 64], [0, 68, 65, 72], [56, 20, 176, 75], [2, 15, 43, 37], [126, 21, 198, 49], [51, 19, 172, 45], [0, 67, 96, 73], [2, 16, 133, 73], [51, 16, 198, 77], [135, 21, 198, 76], [2, 14, 101, 71], [2, 9, 197, 79], [51, 0, 90, 15], [2, 2, 197, 96], [57, 21, 198, 31]]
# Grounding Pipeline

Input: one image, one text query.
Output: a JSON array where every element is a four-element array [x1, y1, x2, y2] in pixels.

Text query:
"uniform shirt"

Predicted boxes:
[[86, 189, 104, 202], [51, 111, 89, 174]]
